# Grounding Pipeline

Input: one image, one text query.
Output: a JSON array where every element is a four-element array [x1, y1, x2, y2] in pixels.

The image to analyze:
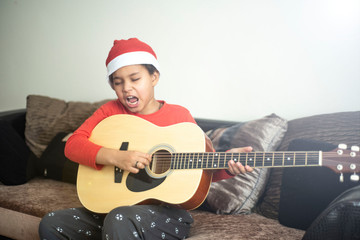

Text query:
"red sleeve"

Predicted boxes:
[[64, 101, 121, 169], [212, 169, 234, 182]]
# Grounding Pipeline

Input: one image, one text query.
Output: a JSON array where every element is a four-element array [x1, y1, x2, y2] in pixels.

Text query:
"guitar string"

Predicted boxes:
[[136, 151, 348, 171], [147, 152, 323, 168], [150, 154, 346, 170]]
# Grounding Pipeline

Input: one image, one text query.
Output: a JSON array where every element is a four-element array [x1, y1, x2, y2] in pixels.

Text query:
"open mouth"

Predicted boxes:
[[126, 96, 139, 106]]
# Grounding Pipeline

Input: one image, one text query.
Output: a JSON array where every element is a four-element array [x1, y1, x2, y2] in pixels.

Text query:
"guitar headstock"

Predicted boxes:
[[322, 144, 360, 182]]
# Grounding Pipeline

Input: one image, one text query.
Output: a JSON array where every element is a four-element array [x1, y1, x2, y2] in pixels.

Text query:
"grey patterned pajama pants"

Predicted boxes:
[[39, 205, 193, 240]]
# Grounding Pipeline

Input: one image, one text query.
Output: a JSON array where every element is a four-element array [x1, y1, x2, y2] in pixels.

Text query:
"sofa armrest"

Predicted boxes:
[[195, 118, 238, 133], [0, 109, 26, 140]]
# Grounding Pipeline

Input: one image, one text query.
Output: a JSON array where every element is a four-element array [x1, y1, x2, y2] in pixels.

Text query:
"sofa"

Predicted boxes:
[[0, 95, 359, 240]]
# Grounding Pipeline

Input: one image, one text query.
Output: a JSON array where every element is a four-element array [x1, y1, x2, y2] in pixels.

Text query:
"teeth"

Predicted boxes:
[[126, 96, 138, 105]]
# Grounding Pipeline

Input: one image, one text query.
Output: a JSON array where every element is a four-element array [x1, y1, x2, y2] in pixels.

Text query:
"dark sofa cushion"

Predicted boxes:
[[257, 111, 360, 220], [279, 139, 360, 230], [0, 120, 30, 185], [302, 185, 360, 240], [38, 132, 78, 184]]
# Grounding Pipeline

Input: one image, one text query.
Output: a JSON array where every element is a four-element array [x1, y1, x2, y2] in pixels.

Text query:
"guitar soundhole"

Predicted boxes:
[[150, 150, 171, 174]]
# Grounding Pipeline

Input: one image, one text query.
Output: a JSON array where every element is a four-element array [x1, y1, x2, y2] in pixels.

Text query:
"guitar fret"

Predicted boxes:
[[183, 153, 187, 169], [218, 153, 222, 168], [201, 153, 205, 169], [206, 153, 214, 169], [194, 153, 197, 169], [209, 153, 213, 168], [196, 153, 201, 169], [227, 153, 232, 167], [293, 152, 296, 165], [255, 152, 263, 167], [177, 153, 180, 169], [262, 152, 265, 167], [216, 153, 219, 168], [191, 153, 196, 169], [213, 153, 216, 169], [205, 153, 209, 169], [181, 153, 184, 169], [248, 153, 255, 167], [175, 153, 179, 169], [284, 152, 293, 166], [219, 153, 222, 168], [273, 152, 276, 166], [225, 153, 229, 167], [240, 153, 247, 166], [222, 153, 226, 168], [264, 152, 273, 167], [186, 153, 191, 169], [222, 153, 227, 168], [210, 153, 214, 168]]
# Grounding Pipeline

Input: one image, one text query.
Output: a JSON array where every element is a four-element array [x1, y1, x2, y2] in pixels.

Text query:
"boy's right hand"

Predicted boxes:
[[96, 147, 152, 173]]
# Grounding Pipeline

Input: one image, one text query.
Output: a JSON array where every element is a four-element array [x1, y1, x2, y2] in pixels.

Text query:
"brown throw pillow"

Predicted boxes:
[[25, 95, 111, 157], [204, 114, 287, 214]]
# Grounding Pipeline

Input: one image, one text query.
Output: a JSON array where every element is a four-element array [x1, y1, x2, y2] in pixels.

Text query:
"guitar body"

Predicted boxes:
[[77, 114, 212, 213]]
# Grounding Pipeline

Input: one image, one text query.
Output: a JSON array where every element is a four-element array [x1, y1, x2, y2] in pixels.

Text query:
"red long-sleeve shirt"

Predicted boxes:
[[65, 99, 232, 182]]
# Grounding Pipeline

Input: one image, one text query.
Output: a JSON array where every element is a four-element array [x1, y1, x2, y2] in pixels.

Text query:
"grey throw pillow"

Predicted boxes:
[[205, 114, 287, 214]]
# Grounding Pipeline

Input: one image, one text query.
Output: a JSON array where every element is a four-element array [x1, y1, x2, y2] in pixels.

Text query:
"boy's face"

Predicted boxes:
[[111, 64, 160, 115]]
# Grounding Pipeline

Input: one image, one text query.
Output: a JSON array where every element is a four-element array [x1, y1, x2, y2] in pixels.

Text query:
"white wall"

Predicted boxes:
[[1, 0, 359, 121]]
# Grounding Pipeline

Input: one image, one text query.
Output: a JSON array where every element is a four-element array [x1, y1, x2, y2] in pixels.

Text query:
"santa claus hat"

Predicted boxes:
[[106, 38, 160, 80]]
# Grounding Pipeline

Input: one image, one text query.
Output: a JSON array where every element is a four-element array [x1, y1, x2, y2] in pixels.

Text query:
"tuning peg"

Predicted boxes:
[[350, 173, 360, 182], [339, 173, 344, 183], [350, 163, 357, 171], [350, 146, 359, 157], [338, 144, 347, 149], [351, 146, 360, 152]]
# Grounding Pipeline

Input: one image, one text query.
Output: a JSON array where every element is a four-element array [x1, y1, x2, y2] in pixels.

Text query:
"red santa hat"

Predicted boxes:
[[106, 38, 160, 80]]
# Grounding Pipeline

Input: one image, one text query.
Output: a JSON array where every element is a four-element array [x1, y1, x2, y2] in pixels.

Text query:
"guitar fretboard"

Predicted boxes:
[[170, 151, 322, 170]]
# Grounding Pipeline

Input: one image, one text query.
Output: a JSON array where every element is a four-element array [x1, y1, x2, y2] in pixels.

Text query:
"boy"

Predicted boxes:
[[39, 38, 252, 239]]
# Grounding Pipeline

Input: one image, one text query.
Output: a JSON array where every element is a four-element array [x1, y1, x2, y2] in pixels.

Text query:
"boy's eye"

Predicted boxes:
[[113, 80, 123, 86], [131, 78, 140, 82]]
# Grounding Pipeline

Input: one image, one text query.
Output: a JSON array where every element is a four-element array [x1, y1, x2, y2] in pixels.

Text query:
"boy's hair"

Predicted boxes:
[[108, 64, 159, 84], [143, 64, 159, 76]]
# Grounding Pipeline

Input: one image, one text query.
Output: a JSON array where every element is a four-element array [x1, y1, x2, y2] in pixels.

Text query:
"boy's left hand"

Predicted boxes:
[[226, 146, 254, 175]]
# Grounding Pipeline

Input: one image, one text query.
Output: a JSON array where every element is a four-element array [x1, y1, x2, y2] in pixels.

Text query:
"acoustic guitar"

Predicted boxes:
[[76, 114, 360, 213]]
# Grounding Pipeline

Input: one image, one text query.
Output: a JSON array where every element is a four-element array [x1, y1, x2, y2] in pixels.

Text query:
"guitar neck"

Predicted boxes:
[[170, 151, 322, 170]]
